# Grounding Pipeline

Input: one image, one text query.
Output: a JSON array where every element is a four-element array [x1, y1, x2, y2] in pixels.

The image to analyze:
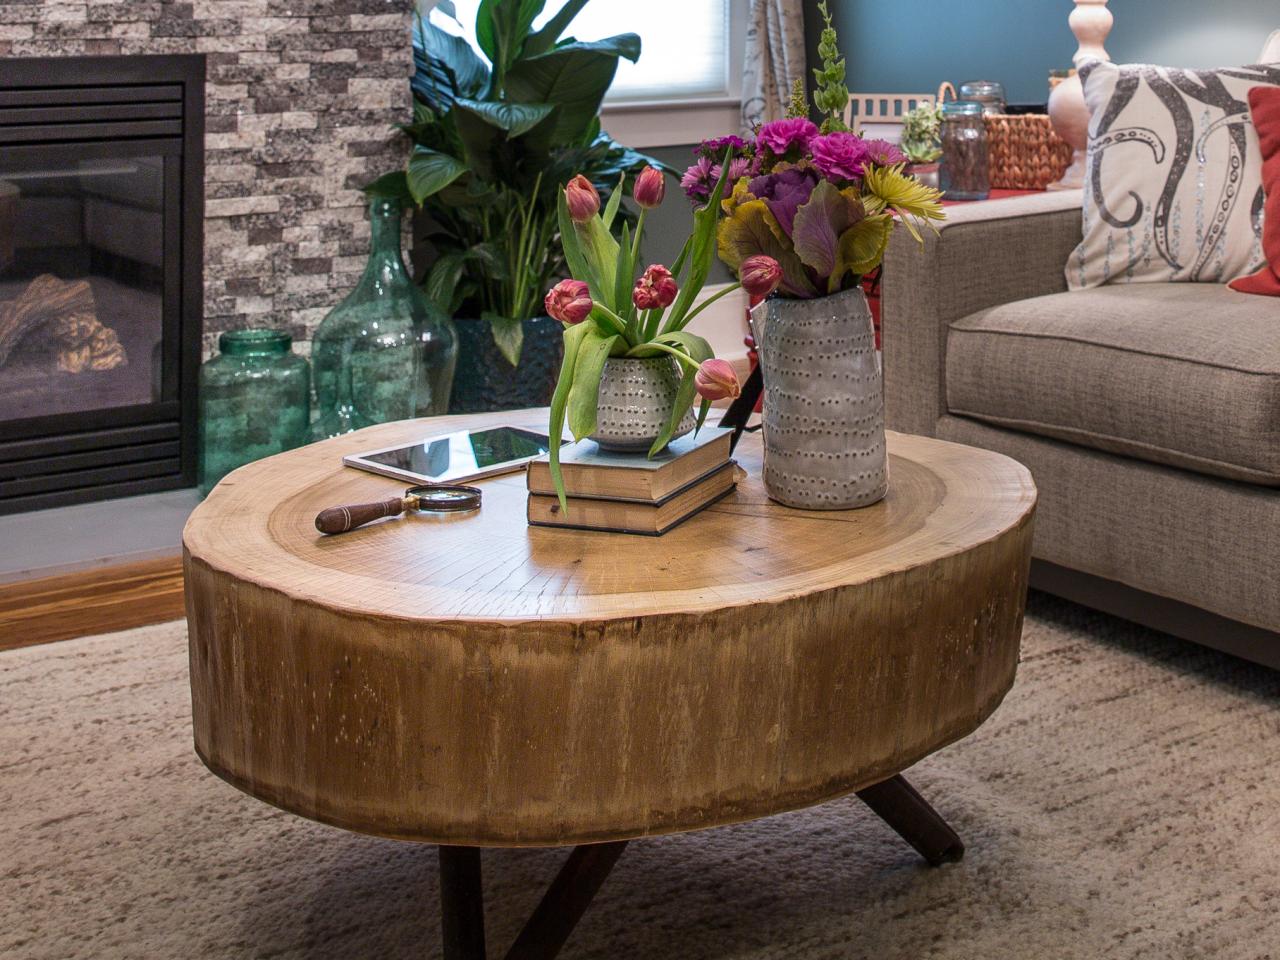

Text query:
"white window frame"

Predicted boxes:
[[601, 0, 747, 148]]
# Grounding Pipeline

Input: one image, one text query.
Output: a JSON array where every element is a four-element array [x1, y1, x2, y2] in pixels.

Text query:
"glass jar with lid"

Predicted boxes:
[[939, 100, 991, 201], [959, 80, 1007, 115], [309, 197, 458, 440], [198, 328, 310, 496]]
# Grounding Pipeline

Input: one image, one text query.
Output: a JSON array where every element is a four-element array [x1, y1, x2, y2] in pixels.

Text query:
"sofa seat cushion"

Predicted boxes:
[[946, 284, 1280, 486]]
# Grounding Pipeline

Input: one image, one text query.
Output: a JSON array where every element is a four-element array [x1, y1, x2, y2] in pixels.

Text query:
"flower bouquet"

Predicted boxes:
[[543, 166, 780, 510], [676, 1, 946, 510]]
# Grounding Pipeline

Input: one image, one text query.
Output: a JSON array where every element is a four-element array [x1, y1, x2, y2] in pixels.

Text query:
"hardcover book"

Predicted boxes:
[[526, 427, 733, 503], [527, 461, 739, 535]]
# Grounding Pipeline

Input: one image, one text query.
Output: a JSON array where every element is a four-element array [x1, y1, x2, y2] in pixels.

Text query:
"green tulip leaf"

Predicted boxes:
[[557, 189, 606, 301], [548, 320, 594, 512], [647, 333, 713, 457], [602, 172, 624, 230], [663, 157, 735, 331], [566, 329, 617, 440]]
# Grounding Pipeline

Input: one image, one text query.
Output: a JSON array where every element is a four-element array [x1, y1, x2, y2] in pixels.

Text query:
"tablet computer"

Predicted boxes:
[[343, 425, 566, 486]]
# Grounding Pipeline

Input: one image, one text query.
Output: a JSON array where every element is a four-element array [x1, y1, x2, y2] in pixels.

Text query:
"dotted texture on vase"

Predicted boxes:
[[591, 357, 695, 452], [757, 287, 887, 509]]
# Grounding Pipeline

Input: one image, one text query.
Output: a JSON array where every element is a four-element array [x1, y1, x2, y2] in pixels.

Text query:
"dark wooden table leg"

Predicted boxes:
[[439, 845, 487, 960], [856, 774, 965, 866], [504, 841, 629, 960]]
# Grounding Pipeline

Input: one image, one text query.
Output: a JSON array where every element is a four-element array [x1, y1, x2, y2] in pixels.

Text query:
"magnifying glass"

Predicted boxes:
[[315, 483, 482, 535]]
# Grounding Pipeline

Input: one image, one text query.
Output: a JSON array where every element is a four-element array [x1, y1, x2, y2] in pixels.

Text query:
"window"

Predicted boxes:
[[425, 0, 745, 145]]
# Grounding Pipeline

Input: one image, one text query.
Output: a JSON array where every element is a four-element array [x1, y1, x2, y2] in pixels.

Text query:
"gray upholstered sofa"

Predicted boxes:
[[881, 190, 1280, 668]]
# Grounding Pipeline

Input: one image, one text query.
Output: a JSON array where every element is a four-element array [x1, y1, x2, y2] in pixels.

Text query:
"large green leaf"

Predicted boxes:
[[412, 14, 489, 112], [833, 214, 894, 288], [504, 37, 640, 144], [453, 98, 556, 137], [484, 311, 525, 366], [566, 328, 617, 439], [547, 320, 594, 512], [424, 251, 468, 312], [362, 170, 414, 204], [406, 147, 468, 204], [522, 0, 591, 57], [477, 0, 545, 79], [791, 180, 864, 281]]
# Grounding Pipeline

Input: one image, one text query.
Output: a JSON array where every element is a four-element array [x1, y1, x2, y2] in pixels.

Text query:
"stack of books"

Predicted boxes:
[[526, 427, 737, 535]]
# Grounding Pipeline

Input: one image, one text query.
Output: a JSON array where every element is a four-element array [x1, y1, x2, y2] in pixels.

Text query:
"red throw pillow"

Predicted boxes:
[[1229, 86, 1280, 296]]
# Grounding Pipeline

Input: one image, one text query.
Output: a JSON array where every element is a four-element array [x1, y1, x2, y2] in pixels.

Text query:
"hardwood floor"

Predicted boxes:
[[0, 556, 185, 652]]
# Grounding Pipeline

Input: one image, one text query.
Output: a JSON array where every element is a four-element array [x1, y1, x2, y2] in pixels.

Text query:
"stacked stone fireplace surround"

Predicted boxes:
[[0, 1, 413, 357]]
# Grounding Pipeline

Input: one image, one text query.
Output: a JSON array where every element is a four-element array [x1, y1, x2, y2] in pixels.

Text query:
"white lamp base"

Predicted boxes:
[[1048, 150, 1087, 191], [1047, 71, 1090, 192]]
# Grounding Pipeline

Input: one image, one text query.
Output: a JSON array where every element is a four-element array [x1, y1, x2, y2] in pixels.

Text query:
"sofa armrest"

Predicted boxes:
[[881, 190, 1084, 436]]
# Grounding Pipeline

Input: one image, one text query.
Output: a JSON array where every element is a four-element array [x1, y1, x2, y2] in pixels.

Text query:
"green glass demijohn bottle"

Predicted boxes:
[[198, 328, 310, 496], [310, 197, 458, 439]]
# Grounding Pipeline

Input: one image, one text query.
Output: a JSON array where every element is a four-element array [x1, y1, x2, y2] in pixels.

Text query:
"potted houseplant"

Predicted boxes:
[[901, 103, 943, 189], [542, 165, 781, 511], [686, 2, 946, 510], [368, 0, 664, 413]]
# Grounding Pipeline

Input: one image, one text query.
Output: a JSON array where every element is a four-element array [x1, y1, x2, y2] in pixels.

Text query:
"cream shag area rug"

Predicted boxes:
[[2, 594, 1277, 960]]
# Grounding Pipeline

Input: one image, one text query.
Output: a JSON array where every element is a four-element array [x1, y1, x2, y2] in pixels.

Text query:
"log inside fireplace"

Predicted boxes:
[[0, 55, 203, 515]]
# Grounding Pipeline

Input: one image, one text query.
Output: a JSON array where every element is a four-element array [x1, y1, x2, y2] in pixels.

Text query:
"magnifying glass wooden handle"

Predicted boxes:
[[315, 495, 414, 535]]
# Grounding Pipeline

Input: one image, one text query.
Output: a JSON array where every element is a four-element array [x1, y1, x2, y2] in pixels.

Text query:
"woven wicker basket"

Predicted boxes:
[[983, 114, 1073, 190]]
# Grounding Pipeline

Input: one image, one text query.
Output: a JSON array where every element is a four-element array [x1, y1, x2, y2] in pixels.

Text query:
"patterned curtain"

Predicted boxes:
[[740, 0, 807, 134]]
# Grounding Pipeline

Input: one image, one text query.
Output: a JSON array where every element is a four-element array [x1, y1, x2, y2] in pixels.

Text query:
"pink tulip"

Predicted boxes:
[[564, 175, 600, 222], [694, 358, 741, 401], [545, 279, 593, 325], [632, 264, 678, 310], [633, 166, 666, 208], [739, 255, 782, 299]]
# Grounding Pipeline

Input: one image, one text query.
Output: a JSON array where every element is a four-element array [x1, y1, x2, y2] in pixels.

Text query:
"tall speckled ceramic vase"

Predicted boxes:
[[590, 356, 696, 452], [755, 287, 887, 510]]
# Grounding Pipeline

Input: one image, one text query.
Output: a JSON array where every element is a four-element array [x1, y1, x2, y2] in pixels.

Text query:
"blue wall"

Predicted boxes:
[[815, 0, 1278, 106]]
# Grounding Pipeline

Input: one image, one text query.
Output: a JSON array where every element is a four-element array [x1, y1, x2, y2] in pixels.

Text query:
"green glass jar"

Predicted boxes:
[[198, 328, 310, 496], [310, 197, 458, 439]]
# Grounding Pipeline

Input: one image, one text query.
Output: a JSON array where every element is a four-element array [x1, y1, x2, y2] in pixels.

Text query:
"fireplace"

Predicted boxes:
[[0, 55, 203, 515]]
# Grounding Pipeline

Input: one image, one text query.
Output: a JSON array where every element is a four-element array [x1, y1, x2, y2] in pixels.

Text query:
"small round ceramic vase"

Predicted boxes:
[[591, 356, 695, 452], [754, 286, 887, 510]]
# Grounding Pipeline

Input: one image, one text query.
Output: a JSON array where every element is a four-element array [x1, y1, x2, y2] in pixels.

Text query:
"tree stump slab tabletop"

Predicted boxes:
[[184, 410, 1036, 959]]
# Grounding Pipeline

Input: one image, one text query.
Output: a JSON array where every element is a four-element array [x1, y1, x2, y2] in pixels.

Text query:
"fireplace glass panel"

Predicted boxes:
[[0, 155, 168, 425]]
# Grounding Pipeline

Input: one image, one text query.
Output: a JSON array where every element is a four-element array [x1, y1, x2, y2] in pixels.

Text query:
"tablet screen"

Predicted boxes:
[[359, 426, 555, 481]]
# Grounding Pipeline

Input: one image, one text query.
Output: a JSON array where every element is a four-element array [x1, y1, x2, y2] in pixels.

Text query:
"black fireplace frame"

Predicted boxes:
[[0, 54, 204, 515]]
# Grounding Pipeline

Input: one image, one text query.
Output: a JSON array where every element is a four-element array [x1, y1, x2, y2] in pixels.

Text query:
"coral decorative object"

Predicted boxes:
[[1047, 0, 1113, 191]]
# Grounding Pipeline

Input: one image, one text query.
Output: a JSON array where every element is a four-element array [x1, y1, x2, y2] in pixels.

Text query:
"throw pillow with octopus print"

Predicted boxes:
[[1068, 60, 1280, 289]]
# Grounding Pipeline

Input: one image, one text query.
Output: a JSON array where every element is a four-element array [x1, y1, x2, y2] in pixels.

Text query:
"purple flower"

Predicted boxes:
[[864, 138, 907, 167], [809, 132, 873, 182], [757, 118, 818, 156], [681, 155, 714, 203], [712, 156, 755, 185], [747, 166, 818, 238], [698, 135, 749, 159]]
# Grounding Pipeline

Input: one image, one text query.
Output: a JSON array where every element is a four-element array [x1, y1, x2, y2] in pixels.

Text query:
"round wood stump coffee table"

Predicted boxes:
[[184, 411, 1036, 960]]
